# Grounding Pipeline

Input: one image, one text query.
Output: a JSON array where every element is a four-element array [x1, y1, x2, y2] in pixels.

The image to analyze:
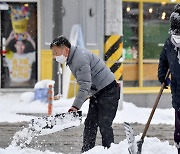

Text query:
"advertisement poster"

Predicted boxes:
[[1, 2, 37, 88]]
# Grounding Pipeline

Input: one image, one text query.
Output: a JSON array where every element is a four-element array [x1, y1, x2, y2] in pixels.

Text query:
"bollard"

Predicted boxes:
[[48, 84, 53, 116], [117, 80, 123, 111]]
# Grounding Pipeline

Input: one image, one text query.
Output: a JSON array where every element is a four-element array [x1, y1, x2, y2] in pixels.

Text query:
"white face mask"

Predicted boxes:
[[55, 55, 67, 64], [172, 35, 180, 44]]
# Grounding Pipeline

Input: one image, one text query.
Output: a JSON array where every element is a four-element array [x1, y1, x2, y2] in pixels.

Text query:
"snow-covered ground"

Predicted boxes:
[[0, 91, 176, 154]]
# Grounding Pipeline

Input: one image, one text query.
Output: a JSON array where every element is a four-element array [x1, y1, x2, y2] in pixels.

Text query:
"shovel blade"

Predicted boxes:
[[123, 122, 137, 154], [124, 122, 144, 154]]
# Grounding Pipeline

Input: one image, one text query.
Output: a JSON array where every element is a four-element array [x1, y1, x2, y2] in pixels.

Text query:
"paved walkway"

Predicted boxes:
[[0, 122, 174, 154]]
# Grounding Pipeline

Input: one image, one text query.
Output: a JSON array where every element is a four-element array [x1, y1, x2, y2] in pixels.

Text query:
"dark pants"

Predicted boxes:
[[175, 110, 180, 144], [81, 81, 120, 152], [175, 110, 180, 154]]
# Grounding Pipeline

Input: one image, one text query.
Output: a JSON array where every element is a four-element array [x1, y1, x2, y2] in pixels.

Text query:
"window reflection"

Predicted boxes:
[[123, 2, 139, 87], [123, 2, 139, 61], [143, 3, 175, 87], [143, 3, 175, 59], [123, 2, 176, 88]]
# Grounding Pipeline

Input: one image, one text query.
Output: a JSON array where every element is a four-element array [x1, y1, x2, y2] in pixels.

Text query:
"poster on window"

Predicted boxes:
[[1, 2, 37, 88]]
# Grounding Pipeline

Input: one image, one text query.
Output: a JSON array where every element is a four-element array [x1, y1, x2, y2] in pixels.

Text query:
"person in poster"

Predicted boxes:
[[5, 31, 36, 87]]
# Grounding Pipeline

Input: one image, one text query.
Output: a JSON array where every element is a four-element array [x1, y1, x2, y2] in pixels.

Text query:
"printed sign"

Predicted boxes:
[[1, 2, 37, 88]]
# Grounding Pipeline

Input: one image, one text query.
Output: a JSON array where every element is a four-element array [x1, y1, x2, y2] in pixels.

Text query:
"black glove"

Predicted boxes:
[[159, 77, 171, 89], [68, 106, 79, 112]]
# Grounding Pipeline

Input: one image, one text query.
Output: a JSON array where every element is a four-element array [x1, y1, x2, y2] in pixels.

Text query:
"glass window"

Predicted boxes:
[[143, 3, 175, 87], [143, 3, 175, 59], [123, 2, 139, 87]]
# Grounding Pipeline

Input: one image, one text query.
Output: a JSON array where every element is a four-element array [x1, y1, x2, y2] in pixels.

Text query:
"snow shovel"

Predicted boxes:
[[124, 69, 170, 154], [12, 111, 82, 147], [31, 110, 82, 130]]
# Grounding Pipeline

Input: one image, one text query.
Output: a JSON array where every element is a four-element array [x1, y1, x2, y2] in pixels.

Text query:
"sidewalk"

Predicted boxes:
[[124, 93, 172, 109]]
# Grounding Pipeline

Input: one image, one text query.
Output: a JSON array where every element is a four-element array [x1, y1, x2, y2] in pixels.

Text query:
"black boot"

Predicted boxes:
[[175, 142, 180, 154], [178, 148, 180, 154]]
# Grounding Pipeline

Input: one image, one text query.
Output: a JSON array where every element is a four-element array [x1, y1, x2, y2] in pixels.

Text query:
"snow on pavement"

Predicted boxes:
[[0, 145, 62, 154], [0, 92, 177, 154], [0, 137, 177, 154]]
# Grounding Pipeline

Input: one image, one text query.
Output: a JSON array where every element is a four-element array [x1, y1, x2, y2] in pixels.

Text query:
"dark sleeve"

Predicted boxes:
[[158, 39, 169, 83]]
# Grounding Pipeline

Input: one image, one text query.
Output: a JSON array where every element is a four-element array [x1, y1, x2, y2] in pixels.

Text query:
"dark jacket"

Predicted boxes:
[[67, 46, 115, 109], [158, 37, 180, 110]]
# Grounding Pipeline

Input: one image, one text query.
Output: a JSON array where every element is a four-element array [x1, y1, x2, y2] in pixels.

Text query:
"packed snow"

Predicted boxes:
[[0, 92, 175, 125], [0, 81, 177, 153], [84, 137, 176, 154], [0, 145, 62, 154]]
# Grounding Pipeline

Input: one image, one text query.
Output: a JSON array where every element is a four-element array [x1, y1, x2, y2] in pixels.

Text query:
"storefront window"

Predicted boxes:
[[143, 3, 175, 59], [123, 2, 139, 87], [1, 2, 37, 88], [123, 2, 139, 60], [143, 3, 175, 86]]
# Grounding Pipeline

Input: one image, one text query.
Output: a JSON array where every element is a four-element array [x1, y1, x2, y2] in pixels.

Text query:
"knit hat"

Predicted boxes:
[[169, 4, 180, 35], [174, 4, 180, 14]]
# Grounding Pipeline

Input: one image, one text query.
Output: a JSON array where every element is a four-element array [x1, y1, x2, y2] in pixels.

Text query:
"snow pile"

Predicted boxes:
[[11, 128, 35, 147], [20, 80, 55, 103], [34, 80, 55, 89], [1, 136, 177, 154], [84, 137, 176, 154], [114, 101, 175, 125], [34, 80, 55, 103], [20, 92, 35, 103], [0, 93, 35, 122]]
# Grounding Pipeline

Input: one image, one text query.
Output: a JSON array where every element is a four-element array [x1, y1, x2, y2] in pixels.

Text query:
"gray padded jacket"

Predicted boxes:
[[67, 46, 115, 109]]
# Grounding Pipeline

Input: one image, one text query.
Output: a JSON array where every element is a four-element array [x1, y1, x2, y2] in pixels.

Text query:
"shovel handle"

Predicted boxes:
[[141, 69, 170, 141]]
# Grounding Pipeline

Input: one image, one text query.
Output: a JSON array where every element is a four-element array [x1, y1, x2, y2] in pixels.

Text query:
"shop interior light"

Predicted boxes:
[[162, 12, 166, 20], [170, 0, 176, 2], [149, 8, 153, 13], [161, 2, 166, 5], [24, 3, 29, 7], [126, 7, 130, 12]]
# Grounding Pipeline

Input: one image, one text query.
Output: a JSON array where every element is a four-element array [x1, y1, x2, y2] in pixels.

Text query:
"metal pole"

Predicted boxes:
[[52, 0, 63, 95], [0, 11, 1, 88]]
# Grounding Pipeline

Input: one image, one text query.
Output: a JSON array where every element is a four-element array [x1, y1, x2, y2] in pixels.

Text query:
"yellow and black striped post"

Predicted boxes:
[[104, 35, 123, 81], [105, 35, 123, 110]]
